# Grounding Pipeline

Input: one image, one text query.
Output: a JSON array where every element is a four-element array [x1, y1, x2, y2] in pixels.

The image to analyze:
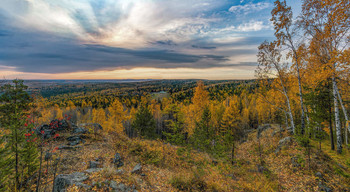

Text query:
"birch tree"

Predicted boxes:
[[256, 40, 295, 133], [300, 0, 350, 153], [271, 0, 306, 134]]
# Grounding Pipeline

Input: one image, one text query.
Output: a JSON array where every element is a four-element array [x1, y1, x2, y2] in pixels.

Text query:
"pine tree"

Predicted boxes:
[[132, 103, 156, 139], [192, 106, 214, 152], [163, 104, 186, 145], [0, 79, 37, 190]]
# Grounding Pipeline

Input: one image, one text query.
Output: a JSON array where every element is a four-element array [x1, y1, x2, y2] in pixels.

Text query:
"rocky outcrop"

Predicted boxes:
[[53, 172, 89, 192], [66, 135, 86, 146], [35, 119, 89, 139]]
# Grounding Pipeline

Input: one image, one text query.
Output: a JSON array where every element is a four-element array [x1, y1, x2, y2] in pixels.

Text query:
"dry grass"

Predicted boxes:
[[37, 126, 350, 191]]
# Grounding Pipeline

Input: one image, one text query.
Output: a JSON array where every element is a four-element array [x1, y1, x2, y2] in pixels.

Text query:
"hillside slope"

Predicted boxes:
[[39, 124, 350, 192]]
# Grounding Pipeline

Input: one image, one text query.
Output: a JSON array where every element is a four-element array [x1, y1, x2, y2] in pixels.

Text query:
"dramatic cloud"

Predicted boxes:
[[0, 0, 302, 79]]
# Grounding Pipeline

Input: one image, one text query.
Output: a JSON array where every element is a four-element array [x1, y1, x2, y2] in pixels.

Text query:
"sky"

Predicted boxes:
[[0, 0, 302, 80]]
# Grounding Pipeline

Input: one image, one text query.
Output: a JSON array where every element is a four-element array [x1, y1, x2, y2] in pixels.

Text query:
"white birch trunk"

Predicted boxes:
[[335, 84, 349, 147], [332, 77, 342, 153]]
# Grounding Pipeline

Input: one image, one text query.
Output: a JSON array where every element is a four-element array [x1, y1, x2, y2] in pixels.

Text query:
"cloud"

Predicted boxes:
[[0, 0, 221, 49], [0, 0, 278, 79], [151, 40, 177, 46], [191, 45, 216, 49], [229, 2, 271, 14], [237, 20, 270, 31]]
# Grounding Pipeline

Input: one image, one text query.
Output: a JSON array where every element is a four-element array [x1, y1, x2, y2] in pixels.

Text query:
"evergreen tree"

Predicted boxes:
[[0, 79, 38, 191], [132, 103, 156, 139], [192, 106, 215, 152], [163, 104, 186, 145]]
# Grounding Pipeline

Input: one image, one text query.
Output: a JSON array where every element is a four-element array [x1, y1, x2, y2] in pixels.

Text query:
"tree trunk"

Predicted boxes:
[[284, 112, 289, 128], [335, 84, 350, 134], [332, 77, 342, 154], [231, 142, 235, 165], [277, 73, 295, 133], [286, 95, 295, 134], [289, 35, 305, 135], [296, 66, 306, 135], [328, 84, 335, 151]]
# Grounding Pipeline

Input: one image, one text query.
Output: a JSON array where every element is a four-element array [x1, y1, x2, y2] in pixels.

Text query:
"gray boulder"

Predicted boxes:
[[89, 161, 100, 169], [110, 181, 138, 192], [67, 135, 85, 146], [112, 153, 124, 167], [131, 163, 142, 174], [84, 168, 103, 174], [53, 172, 89, 192], [116, 169, 125, 174], [72, 127, 88, 134]]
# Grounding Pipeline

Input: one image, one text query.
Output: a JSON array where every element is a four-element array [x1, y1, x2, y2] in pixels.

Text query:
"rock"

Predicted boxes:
[[66, 135, 82, 141], [112, 153, 124, 167], [51, 119, 70, 131], [69, 140, 80, 146], [35, 119, 72, 139], [318, 181, 332, 192], [72, 127, 88, 134], [131, 163, 142, 174], [58, 145, 74, 150], [58, 145, 82, 150], [53, 172, 89, 192], [110, 181, 137, 192], [291, 156, 301, 168], [75, 183, 91, 190], [84, 168, 103, 174], [67, 135, 85, 146], [35, 125, 56, 139], [116, 169, 124, 174], [315, 172, 323, 178], [110, 181, 118, 190], [257, 165, 269, 173], [89, 161, 100, 169]]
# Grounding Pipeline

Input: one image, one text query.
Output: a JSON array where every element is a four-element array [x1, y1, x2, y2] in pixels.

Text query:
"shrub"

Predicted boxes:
[[169, 169, 208, 192]]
